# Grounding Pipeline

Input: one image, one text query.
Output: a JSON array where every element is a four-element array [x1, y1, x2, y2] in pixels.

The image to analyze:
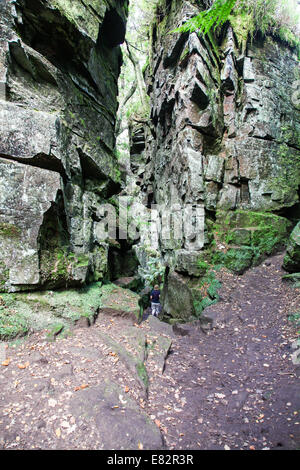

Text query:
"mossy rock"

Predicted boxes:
[[226, 228, 252, 246], [0, 262, 9, 289], [39, 248, 91, 288], [223, 246, 256, 275], [162, 269, 221, 322], [213, 210, 292, 273], [0, 283, 104, 338], [174, 250, 210, 277], [0, 305, 28, 340], [282, 272, 300, 288], [99, 283, 140, 319], [45, 323, 65, 342], [283, 222, 300, 273], [0, 223, 21, 239]]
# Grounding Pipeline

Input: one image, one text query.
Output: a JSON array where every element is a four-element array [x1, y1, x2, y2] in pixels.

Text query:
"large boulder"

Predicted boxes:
[[283, 222, 300, 272], [162, 269, 221, 323]]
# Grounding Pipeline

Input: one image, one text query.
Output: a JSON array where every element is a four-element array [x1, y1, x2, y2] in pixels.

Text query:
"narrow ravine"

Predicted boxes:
[[0, 253, 299, 450]]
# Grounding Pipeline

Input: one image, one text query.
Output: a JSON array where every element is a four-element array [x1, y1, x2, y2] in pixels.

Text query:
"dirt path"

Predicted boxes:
[[0, 254, 299, 450], [151, 253, 300, 451]]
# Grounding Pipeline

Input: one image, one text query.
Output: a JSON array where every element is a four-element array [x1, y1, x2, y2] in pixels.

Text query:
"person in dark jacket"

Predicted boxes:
[[150, 284, 161, 317]]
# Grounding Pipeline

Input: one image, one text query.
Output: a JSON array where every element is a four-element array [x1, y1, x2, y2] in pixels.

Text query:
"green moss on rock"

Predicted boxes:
[[223, 246, 256, 274], [0, 223, 21, 239], [163, 268, 221, 322], [39, 247, 91, 288], [283, 222, 300, 272], [212, 210, 292, 273], [0, 302, 28, 340], [136, 361, 149, 389], [0, 262, 9, 288]]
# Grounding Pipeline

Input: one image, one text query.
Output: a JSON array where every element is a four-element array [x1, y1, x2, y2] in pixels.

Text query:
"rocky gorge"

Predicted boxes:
[[0, 0, 300, 452], [0, 0, 299, 310]]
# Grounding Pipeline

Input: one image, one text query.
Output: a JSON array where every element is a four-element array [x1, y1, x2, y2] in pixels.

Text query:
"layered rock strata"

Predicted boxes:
[[130, 0, 300, 320], [0, 0, 128, 292]]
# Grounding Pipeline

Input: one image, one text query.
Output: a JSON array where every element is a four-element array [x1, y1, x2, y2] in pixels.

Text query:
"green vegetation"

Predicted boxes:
[[265, 125, 300, 206], [0, 282, 104, 341], [99, 282, 140, 317], [0, 281, 141, 342], [136, 361, 149, 389], [288, 311, 300, 327], [0, 297, 28, 340], [288, 311, 300, 336], [173, 0, 236, 36], [139, 257, 165, 287], [282, 273, 300, 288], [172, 0, 300, 53], [193, 270, 222, 316], [45, 323, 65, 342], [0, 223, 21, 239], [0, 262, 9, 288], [216, 246, 258, 274], [39, 247, 90, 287], [210, 210, 292, 274], [197, 260, 209, 274]]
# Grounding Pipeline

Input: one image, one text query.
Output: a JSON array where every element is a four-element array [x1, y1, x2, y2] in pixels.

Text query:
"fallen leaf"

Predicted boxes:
[[55, 428, 61, 438], [1, 358, 11, 367], [74, 384, 89, 391], [18, 362, 29, 369], [154, 419, 161, 428]]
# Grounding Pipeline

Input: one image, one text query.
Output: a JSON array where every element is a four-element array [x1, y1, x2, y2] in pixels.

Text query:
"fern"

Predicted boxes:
[[172, 0, 237, 35], [172, 0, 300, 52]]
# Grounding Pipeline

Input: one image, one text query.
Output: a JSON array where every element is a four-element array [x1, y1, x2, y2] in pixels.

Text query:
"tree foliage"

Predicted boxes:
[[117, 0, 159, 137]]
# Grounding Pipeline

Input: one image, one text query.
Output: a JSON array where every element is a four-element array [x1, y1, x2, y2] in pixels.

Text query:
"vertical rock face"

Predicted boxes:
[[145, 1, 300, 211], [138, 0, 300, 272], [124, 0, 300, 320], [283, 221, 300, 273], [0, 0, 128, 292]]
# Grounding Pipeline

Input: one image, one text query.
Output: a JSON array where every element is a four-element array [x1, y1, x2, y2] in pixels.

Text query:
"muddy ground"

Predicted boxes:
[[0, 253, 299, 451]]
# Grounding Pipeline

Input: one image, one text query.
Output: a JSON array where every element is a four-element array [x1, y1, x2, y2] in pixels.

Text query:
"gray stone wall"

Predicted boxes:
[[142, 0, 300, 220], [0, 0, 128, 292]]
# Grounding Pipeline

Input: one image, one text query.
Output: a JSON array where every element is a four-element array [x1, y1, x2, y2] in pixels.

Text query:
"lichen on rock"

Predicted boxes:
[[0, 0, 129, 293]]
